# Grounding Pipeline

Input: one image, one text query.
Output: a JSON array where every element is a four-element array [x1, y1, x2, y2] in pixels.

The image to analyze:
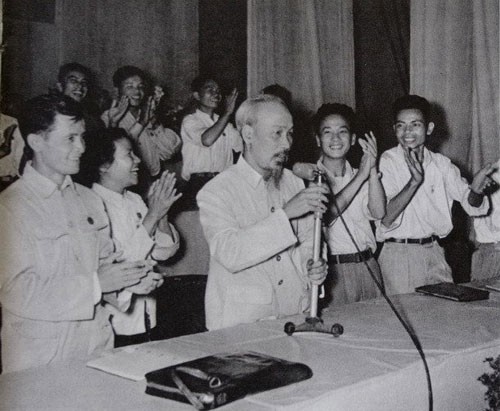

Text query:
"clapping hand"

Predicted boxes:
[[108, 96, 129, 127], [403, 145, 424, 185], [358, 132, 378, 179], [471, 163, 498, 195], [98, 251, 152, 293], [147, 171, 182, 221], [127, 270, 164, 295], [224, 88, 239, 116], [139, 95, 156, 126]]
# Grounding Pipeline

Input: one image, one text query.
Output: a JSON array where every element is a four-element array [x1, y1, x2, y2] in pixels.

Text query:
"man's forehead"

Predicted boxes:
[[396, 108, 425, 122], [48, 113, 85, 132], [123, 76, 143, 85], [255, 102, 292, 122], [65, 71, 87, 80]]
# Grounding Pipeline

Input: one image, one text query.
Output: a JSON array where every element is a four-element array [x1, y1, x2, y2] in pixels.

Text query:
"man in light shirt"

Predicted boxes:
[[197, 94, 328, 330], [376, 95, 495, 295], [0, 94, 150, 372], [101, 66, 181, 178], [180, 76, 242, 183]]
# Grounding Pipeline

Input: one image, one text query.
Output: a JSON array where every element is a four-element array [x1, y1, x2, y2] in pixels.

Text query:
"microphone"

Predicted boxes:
[[310, 170, 324, 318]]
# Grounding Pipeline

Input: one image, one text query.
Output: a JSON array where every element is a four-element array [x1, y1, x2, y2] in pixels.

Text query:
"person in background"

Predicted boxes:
[[0, 94, 150, 372], [54, 62, 104, 135], [296, 103, 385, 306], [101, 66, 181, 179], [471, 159, 500, 281], [376, 95, 496, 295], [78, 127, 181, 346], [197, 94, 328, 330], [180, 76, 242, 190]]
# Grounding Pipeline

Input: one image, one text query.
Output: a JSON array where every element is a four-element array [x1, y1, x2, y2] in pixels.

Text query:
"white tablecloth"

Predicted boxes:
[[1, 293, 499, 410]]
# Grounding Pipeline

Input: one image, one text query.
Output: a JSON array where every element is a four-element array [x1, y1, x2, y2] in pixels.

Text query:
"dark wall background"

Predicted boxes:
[[198, 0, 247, 102], [353, 0, 410, 154]]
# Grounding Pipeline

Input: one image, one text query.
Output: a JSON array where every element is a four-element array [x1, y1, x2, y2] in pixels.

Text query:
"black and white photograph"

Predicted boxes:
[[0, 1, 499, 410]]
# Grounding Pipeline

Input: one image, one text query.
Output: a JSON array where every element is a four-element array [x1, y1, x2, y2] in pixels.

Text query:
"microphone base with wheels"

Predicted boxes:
[[284, 316, 344, 337]]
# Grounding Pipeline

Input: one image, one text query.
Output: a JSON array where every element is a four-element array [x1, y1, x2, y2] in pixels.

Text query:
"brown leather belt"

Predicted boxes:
[[385, 235, 439, 245], [328, 249, 373, 265]]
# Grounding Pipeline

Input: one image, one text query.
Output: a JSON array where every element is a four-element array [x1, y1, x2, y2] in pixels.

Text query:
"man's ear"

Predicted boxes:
[[241, 124, 254, 146], [426, 122, 435, 135], [27, 133, 44, 153], [315, 135, 321, 147], [193, 91, 201, 102], [351, 133, 357, 146], [56, 82, 64, 93]]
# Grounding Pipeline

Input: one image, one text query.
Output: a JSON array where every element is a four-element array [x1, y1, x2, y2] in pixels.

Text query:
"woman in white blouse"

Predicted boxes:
[[79, 127, 181, 346]]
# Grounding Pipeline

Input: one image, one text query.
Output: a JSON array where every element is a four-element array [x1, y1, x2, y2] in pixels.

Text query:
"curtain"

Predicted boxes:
[[3, 0, 198, 107], [469, 0, 499, 173], [410, 0, 499, 173], [353, 0, 410, 154], [247, 0, 354, 113]]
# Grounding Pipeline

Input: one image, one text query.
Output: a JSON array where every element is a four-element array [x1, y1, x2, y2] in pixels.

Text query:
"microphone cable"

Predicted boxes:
[[327, 184, 433, 411]]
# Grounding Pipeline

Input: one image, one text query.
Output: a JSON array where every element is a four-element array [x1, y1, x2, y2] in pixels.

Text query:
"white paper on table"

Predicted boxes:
[[86, 342, 205, 381]]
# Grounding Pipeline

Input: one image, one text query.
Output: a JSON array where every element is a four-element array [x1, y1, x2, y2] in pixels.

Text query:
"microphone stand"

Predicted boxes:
[[284, 171, 343, 337]]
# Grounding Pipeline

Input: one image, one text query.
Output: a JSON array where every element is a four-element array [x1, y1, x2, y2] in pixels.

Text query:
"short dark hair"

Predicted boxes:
[[261, 84, 292, 108], [393, 95, 431, 123], [19, 94, 84, 138], [57, 62, 91, 84], [77, 127, 131, 187], [313, 103, 356, 135], [18, 94, 85, 171], [112, 66, 147, 88], [190, 75, 218, 93]]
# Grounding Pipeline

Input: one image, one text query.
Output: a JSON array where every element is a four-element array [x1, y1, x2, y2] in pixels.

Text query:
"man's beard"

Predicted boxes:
[[265, 151, 288, 189], [268, 166, 284, 188]]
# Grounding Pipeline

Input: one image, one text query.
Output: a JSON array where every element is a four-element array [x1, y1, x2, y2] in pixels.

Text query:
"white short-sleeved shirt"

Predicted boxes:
[[181, 109, 243, 180], [322, 160, 377, 254], [376, 145, 489, 241]]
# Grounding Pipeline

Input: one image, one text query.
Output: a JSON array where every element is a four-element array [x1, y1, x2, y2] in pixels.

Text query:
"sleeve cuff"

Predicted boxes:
[[92, 271, 102, 304]]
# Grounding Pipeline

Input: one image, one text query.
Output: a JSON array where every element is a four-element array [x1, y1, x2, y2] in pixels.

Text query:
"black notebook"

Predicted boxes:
[[415, 282, 489, 302], [145, 351, 313, 409]]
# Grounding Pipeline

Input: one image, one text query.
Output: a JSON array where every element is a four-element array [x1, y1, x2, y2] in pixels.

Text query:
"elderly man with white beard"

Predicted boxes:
[[197, 94, 329, 330]]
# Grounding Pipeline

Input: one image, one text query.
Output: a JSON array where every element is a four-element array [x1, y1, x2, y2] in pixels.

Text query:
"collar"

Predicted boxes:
[[235, 155, 266, 189], [92, 183, 126, 206], [317, 158, 354, 180], [23, 162, 75, 199], [195, 108, 219, 122]]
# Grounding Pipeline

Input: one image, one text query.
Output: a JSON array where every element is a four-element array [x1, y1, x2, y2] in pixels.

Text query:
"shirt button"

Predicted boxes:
[[271, 206, 275, 213], [276, 255, 281, 262], [278, 279, 283, 285]]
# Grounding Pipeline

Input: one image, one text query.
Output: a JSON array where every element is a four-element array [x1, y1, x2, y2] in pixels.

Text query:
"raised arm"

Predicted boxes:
[[201, 88, 238, 147], [381, 146, 423, 227]]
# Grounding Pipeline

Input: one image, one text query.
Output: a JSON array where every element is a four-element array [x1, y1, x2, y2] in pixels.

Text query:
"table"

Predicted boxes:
[[1, 292, 499, 410]]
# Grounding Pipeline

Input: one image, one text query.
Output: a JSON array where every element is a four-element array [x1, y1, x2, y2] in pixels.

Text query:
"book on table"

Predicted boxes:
[[415, 282, 489, 301], [145, 351, 313, 409]]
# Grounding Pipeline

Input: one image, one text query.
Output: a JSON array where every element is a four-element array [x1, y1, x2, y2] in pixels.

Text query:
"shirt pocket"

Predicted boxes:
[[32, 225, 68, 275], [74, 213, 108, 272]]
